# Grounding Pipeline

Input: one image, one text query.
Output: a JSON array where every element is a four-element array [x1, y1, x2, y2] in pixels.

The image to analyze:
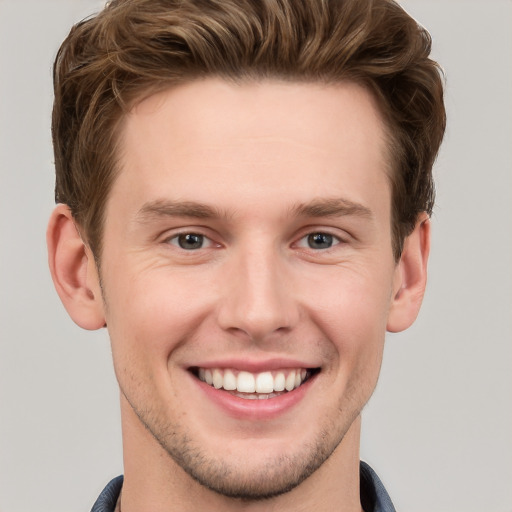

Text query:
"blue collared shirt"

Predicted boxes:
[[91, 461, 395, 512]]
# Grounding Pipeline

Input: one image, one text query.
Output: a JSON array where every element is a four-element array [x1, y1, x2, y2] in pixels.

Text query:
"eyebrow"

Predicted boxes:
[[290, 197, 373, 219], [135, 197, 373, 223], [136, 199, 225, 222]]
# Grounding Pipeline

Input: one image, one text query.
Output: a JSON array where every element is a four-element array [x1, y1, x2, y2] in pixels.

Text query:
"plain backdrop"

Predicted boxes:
[[0, 1, 511, 511]]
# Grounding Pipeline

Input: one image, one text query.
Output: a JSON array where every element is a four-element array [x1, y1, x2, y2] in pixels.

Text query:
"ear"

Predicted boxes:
[[47, 204, 106, 330], [387, 213, 431, 333]]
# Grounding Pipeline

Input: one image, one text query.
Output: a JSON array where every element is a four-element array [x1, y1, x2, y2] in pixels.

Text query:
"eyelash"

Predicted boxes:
[[295, 232, 343, 250], [166, 232, 217, 251], [164, 230, 345, 252]]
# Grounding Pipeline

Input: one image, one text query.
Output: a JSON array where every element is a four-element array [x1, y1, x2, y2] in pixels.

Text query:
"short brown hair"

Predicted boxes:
[[52, 0, 446, 260]]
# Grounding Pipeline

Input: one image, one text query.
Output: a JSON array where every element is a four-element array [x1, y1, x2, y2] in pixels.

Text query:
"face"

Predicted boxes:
[[98, 79, 401, 499]]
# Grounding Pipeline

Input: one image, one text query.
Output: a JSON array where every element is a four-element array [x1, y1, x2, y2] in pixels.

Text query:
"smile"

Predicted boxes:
[[193, 367, 317, 399]]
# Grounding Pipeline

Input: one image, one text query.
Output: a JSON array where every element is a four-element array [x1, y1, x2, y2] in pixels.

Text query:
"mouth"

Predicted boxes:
[[190, 367, 320, 400]]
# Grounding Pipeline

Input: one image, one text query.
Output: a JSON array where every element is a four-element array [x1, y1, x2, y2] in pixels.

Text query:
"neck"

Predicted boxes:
[[119, 398, 363, 512]]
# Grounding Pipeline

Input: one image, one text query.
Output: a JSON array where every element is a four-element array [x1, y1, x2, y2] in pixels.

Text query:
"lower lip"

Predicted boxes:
[[193, 373, 317, 420]]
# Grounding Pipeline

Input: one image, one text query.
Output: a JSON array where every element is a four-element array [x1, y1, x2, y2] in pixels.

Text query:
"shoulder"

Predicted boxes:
[[90, 475, 124, 512], [360, 461, 396, 512]]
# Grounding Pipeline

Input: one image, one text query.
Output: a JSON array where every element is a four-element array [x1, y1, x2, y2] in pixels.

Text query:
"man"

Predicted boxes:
[[46, 0, 445, 510]]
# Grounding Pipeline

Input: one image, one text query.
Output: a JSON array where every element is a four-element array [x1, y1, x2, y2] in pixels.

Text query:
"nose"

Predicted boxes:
[[216, 245, 300, 342]]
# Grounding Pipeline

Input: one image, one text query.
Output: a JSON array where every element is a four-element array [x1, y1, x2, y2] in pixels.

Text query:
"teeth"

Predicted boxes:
[[274, 372, 285, 392], [223, 369, 237, 391], [212, 369, 223, 389], [237, 371, 255, 393], [285, 371, 296, 391], [197, 367, 311, 395], [255, 372, 274, 393]]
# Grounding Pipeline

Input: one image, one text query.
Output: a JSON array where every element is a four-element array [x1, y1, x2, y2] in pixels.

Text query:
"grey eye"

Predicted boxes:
[[307, 233, 334, 249], [176, 233, 204, 250]]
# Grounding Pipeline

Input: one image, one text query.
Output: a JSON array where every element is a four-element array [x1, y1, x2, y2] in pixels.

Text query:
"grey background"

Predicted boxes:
[[0, 1, 511, 511]]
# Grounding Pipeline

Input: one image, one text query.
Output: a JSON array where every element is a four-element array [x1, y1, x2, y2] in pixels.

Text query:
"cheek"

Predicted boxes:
[[102, 263, 224, 387], [102, 275, 183, 408], [322, 282, 389, 405], [103, 271, 183, 363], [304, 265, 393, 389], [306, 264, 394, 339]]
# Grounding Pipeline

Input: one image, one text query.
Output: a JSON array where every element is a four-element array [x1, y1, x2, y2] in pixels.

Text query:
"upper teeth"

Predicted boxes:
[[198, 368, 308, 394]]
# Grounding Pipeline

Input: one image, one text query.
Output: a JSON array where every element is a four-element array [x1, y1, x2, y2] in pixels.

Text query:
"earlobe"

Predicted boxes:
[[47, 204, 106, 330], [387, 213, 431, 333]]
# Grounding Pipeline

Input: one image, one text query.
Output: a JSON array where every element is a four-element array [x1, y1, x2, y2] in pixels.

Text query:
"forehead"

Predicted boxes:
[[112, 78, 391, 221], [127, 78, 387, 154]]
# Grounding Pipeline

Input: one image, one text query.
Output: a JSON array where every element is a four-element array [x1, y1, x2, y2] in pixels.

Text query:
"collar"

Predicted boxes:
[[91, 461, 395, 512]]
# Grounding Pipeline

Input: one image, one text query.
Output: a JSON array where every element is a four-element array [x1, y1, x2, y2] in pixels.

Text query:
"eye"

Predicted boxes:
[[168, 233, 212, 250], [297, 232, 341, 250]]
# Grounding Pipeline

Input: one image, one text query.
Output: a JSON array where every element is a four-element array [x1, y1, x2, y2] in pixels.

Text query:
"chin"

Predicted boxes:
[[163, 435, 338, 501], [136, 404, 355, 502]]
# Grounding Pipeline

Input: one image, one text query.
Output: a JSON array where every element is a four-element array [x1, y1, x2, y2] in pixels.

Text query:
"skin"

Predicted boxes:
[[47, 79, 430, 512]]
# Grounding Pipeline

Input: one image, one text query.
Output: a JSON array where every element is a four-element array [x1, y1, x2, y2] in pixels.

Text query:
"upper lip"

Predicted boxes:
[[187, 357, 321, 373]]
